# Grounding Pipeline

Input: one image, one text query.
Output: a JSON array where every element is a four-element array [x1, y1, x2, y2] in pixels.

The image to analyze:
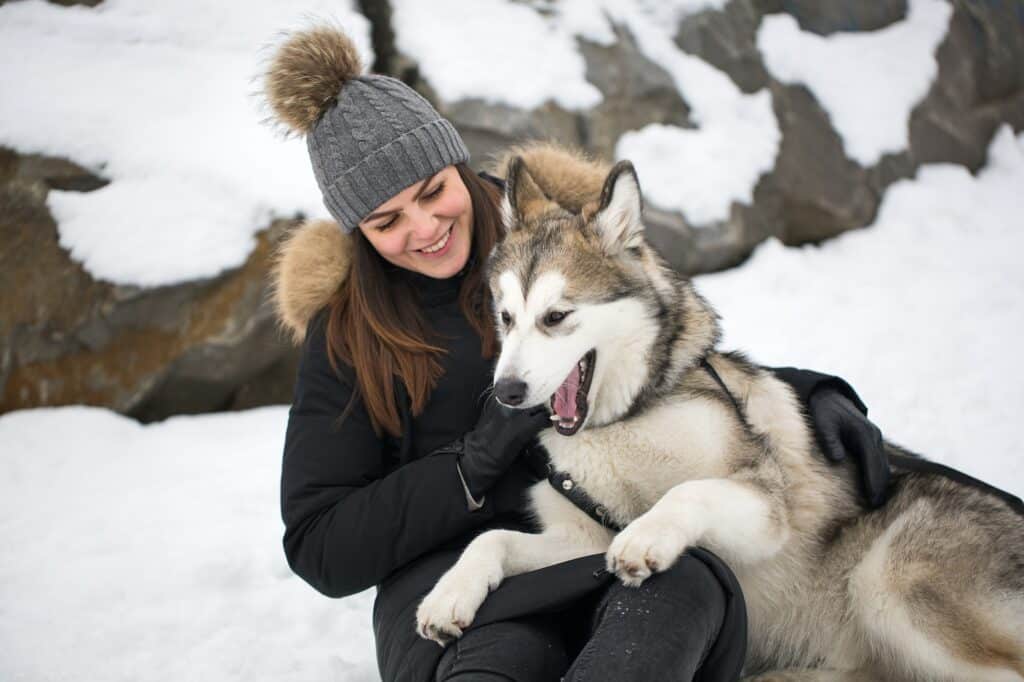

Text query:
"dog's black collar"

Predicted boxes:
[[547, 357, 744, 533], [547, 468, 623, 532]]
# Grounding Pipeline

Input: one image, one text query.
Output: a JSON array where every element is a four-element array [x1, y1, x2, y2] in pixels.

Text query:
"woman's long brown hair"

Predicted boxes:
[[324, 163, 503, 437]]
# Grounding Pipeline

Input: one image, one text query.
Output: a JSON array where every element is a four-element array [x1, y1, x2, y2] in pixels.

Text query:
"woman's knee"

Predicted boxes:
[[434, 616, 568, 682], [572, 550, 747, 681], [605, 549, 733, 617]]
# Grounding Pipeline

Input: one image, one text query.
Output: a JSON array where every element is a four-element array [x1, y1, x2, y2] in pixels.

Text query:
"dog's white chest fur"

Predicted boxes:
[[538, 398, 741, 527]]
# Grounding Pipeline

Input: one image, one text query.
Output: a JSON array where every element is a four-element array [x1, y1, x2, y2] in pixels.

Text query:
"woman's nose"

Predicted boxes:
[[406, 205, 439, 239]]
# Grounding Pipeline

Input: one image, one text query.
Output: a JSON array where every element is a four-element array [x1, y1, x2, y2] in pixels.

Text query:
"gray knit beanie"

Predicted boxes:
[[263, 26, 469, 232]]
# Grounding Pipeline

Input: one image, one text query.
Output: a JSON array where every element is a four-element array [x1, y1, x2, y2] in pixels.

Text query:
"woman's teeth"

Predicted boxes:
[[420, 227, 451, 254]]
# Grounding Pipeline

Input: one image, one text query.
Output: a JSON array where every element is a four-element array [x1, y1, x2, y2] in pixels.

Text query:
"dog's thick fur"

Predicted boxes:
[[415, 144, 1024, 680]]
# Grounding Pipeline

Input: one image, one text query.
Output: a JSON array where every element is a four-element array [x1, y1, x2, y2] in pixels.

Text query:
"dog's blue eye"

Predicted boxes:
[[544, 311, 568, 326]]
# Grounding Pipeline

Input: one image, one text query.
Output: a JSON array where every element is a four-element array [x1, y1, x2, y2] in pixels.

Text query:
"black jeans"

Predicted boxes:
[[434, 549, 746, 682]]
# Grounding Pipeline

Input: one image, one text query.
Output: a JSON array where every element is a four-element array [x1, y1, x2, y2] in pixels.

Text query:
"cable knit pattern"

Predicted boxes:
[[360, 79, 407, 137], [340, 84, 379, 153], [381, 76, 438, 119]]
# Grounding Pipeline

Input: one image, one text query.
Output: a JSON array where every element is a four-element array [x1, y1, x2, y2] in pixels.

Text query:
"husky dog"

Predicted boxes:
[[415, 144, 1024, 680]]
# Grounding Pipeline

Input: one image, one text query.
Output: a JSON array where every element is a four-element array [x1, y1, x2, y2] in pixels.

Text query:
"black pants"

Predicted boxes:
[[434, 549, 746, 682]]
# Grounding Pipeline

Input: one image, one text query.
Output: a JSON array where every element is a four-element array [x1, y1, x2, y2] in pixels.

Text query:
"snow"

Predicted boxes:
[[0, 406, 378, 682], [390, 0, 602, 110], [3, 126, 1022, 682], [2, 1, 1022, 678], [0, 0, 365, 287], [390, 0, 733, 111], [391, 0, 779, 226], [757, 0, 952, 167], [696, 125, 1024, 485], [609, 3, 781, 226]]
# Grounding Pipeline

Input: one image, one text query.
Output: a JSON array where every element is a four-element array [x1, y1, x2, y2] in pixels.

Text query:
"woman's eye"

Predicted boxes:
[[423, 181, 445, 200], [543, 310, 569, 326], [375, 216, 398, 231], [500, 311, 512, 326]]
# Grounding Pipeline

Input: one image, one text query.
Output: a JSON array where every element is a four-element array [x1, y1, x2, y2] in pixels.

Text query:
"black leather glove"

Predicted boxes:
[[809, 386, 889, 509], [456, 397, 551, 500]]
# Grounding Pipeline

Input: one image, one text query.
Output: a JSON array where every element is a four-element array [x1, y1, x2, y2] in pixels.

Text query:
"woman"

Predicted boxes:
[[266, 26, 889, 682]]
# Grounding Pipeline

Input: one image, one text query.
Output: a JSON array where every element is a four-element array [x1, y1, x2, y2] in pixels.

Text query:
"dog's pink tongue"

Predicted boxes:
[[554, 363, 580, 420]]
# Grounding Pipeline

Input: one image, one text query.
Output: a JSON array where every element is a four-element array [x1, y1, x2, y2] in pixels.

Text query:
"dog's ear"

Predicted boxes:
[[590, 161, 644, 253], [502, 156, 558, 229]]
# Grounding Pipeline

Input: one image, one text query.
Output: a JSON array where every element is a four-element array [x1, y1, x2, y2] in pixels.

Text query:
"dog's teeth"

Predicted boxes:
[[550, 415, 561, 422]]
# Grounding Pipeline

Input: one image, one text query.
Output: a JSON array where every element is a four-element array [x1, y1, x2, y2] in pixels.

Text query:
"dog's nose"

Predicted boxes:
[[494, 378, 528, 407]]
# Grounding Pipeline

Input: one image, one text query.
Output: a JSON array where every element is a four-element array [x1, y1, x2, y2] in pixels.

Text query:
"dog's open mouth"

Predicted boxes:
[[549, 349, 596, 436]]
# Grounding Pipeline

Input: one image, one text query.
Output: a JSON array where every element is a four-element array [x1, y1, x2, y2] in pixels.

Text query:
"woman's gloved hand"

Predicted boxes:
[[458, 396, 551, 500], [809, 386, 889, 508]]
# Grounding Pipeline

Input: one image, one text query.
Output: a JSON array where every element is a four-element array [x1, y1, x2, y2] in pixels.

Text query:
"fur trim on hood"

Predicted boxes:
[[270, 142, 607, 345], [271, 219, 351, 345]]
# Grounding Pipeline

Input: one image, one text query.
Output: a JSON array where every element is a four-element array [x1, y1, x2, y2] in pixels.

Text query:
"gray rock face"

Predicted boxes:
[[577, 23, 693, 159], [780, 0, 908, 35], [437, 0, 1021, 278], [443, 22, 691, 166], [663, 0, 1024, 273], [909, 0, 1024, 171], [766, 81, 880, 244], [444, 99, 583, 168], [0, 147, 297, 421], [3, 0, 1022, 417], [674, 0, 770, 93]]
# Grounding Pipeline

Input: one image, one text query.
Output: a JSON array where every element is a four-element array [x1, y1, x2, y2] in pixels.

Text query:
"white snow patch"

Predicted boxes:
[[609, 4, 780, 226], [390, 0, 602, 110], [0, 405, 379, 681], [0, 0, 366, 287], [631, 0, 730, 29], [757, 0, 952, 166], [696, 125, 1024, 486]]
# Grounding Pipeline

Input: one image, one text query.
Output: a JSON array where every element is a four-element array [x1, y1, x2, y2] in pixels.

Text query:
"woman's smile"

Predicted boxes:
[[417, 223, 454, 256]]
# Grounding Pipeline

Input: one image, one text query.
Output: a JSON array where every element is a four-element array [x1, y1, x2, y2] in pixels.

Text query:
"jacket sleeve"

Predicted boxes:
[[768, 366, 869, 415], [280, 312, 496, 598]]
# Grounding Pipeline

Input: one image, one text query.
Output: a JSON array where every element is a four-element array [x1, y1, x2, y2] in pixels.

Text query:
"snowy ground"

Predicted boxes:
[[3, 128, 1022, 681]]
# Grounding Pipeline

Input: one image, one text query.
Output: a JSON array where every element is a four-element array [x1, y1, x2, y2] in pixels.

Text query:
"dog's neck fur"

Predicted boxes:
[[591, 245, 721, 427]]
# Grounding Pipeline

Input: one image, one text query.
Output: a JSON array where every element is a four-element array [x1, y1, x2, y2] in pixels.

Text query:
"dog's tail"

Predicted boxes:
[[486, 141, 609, 215]]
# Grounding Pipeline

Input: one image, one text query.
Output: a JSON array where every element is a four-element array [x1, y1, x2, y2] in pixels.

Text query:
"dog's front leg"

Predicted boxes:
[[416, 525, 607, 645], [607, 477, 788, 586]]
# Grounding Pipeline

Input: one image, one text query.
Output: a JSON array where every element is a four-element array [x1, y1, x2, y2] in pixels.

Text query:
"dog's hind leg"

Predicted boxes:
[[742, 671, 881, 682], [847, 499, 1024, 682], [416, 521, 611, 645]]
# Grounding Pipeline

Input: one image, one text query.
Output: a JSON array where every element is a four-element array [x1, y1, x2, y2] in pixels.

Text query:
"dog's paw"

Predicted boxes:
[[606, 511, 688, 587], [415, 575, 489, 647]]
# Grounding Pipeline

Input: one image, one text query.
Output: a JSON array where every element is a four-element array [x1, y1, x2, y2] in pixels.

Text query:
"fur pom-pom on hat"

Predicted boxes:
[[264, 26, 364, 136]]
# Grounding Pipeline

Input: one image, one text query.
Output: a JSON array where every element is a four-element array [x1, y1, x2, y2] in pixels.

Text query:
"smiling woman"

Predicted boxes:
[[264, 23, 893, 682], [358, 165, 475, 279]]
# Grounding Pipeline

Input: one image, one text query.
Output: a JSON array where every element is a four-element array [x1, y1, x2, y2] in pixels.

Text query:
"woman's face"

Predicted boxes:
[[357, 165, 473, 279]]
